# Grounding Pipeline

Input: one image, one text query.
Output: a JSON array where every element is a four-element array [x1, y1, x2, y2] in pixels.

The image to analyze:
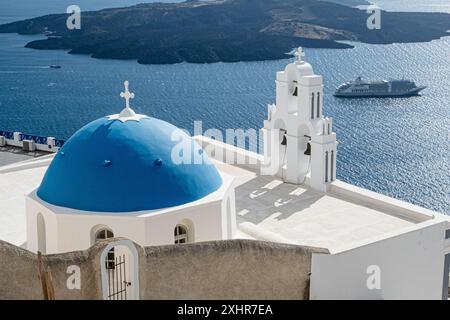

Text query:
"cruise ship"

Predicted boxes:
[[334, 77, 426, 97]]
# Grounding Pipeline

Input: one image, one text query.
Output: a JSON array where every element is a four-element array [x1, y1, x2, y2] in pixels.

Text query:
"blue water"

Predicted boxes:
[[0, 1, 449, 214]]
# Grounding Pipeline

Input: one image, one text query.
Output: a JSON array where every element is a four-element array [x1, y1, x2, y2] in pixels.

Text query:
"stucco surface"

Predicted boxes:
[[0, 238, 327, 300], [142, 239, 327, 300], [0, 239, 103, 299]]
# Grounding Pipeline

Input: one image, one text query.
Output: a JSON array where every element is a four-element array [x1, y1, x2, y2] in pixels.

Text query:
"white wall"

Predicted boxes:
[[26, 197, 58, 254], [27, 196, 147, 253], [225, 191, 237, 239], [26, 191, 228, 253], [144, 201, 224, 246], [56, 214, 146, 253], [310, 221, 448, 300]]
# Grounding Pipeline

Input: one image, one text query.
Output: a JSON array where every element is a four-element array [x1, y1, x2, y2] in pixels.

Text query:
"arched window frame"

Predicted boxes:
[[92, 226, 115, 269], [174, 224, 189, 244], [95, 228, 114, 242], [311, 93, 315, 119]]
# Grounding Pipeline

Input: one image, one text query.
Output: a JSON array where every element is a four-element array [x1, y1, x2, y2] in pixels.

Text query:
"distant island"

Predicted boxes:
[[0, 0, 449, 64], [320, 0, 371, 6]]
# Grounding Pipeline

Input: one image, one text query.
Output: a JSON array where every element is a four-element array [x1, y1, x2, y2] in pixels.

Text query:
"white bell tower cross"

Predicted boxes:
[[261, 47, 337, 192]]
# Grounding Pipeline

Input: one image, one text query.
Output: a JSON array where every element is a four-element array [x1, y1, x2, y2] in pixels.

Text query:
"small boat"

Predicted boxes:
[[49, 65, 62, 69]]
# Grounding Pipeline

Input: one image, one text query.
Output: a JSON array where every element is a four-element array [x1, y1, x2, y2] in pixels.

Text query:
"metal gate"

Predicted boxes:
[[105, 251, 132, 300], [100, 240, 139, 300]]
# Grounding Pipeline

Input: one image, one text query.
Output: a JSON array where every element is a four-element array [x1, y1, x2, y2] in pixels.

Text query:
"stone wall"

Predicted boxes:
[[0, 240, 103, 299], [142, 240, 328, 300], [0, 241, 42, 299], [0, 238, 328, 300]]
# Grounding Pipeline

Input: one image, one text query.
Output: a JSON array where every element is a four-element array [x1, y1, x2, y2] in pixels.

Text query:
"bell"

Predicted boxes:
[[281, 135, 287, 146], [304, 143, 311, 156], [292, 86, 298, 96]]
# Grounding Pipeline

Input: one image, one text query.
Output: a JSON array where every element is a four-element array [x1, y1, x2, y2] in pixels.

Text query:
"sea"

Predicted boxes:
[[0, 0, 449, 214]]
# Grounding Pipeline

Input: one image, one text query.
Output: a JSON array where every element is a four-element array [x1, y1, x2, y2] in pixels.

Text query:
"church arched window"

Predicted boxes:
[[325, 151, 329, 183], [94, 227, 115, 269], [95, 228, 114, 242], [317, 92, 321, 118], [174, 224, 189, 244], [311, 93, 315, 119]]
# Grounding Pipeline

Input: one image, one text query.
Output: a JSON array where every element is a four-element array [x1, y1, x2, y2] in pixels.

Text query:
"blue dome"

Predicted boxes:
[[37, 116, 222, 213]]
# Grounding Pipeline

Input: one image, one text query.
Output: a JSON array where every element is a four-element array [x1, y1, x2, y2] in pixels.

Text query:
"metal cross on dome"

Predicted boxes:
[[108, 80, 148, 122], [120, 80, 135, 109], [295, 47, 305, 62]]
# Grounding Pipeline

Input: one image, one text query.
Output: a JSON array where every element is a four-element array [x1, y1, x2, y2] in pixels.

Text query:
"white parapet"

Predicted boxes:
[[22, 140, 36, 152]]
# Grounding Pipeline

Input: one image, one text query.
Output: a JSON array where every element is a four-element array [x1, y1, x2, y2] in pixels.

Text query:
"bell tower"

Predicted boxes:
[[261, 47, 337, 192]]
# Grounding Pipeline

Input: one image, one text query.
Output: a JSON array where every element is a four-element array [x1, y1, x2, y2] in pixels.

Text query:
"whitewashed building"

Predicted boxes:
[[0, 48, 449, 300]]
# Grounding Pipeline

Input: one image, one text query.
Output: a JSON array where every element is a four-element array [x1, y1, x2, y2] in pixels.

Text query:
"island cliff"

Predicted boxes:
[[0, 0, 449, 64]]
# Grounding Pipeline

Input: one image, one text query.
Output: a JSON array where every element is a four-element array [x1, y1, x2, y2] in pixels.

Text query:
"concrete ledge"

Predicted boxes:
[[3, 138, 60, 153], [194, 135, 263, 173], [330, 179, 437, 223], [0, 155, 55, 174]]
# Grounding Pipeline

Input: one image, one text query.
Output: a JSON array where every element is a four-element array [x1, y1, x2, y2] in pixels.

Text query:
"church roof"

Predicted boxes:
[[36, 82, 222, 213]]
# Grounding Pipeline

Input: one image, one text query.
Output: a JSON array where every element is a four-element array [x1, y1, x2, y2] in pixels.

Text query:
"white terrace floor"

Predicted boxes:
[[0, 146, 49, 167], [233, 173, 416, 251]]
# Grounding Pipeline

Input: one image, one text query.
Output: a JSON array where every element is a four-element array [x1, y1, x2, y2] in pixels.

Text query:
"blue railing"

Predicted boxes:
[[20, 134, 48, 145], [0, 130, 65, 147], [0, 130, 14, 140], [54, 139, 65, 148]]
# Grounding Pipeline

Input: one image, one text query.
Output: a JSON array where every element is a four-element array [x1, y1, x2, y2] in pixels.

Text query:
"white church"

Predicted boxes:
[[26, 80, 236, 254], [1, 48, 449, 300]]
